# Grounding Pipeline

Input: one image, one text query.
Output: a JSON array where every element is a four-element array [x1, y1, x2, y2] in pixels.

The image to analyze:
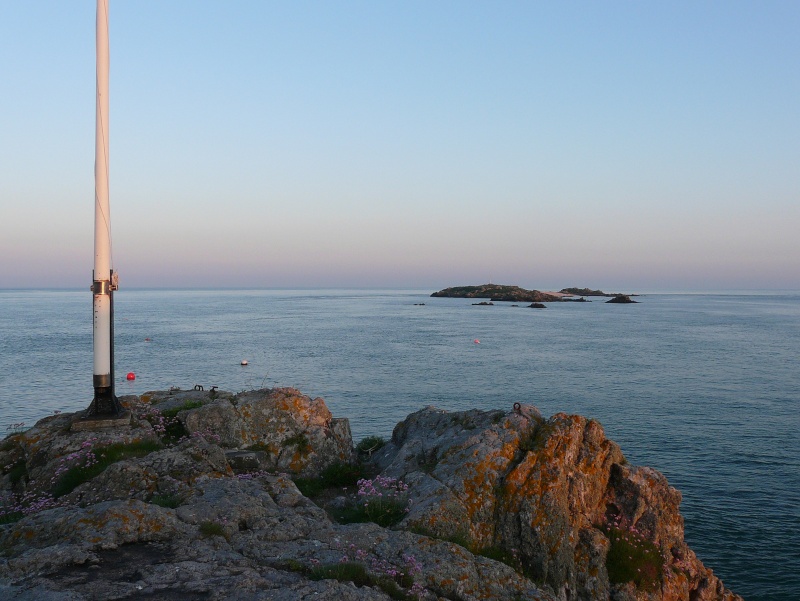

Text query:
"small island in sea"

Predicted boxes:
[[560, 287, 611, 297], [431, 284, 562, 303], [431, 284, 635, 302]]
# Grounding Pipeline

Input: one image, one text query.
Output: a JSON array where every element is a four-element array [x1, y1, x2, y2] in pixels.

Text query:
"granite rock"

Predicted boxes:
[[372, 406, 742, 601], [0, 390, 742, 601]]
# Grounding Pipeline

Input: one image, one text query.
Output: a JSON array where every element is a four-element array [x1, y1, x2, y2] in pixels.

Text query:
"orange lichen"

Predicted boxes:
[[288, 450, 308, 473]]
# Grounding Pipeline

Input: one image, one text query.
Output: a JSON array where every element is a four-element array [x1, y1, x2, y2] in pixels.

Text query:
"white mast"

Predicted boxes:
[[89, 0, 121, 417]]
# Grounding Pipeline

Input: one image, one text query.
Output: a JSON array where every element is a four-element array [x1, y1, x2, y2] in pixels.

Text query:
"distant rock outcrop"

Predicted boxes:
[[606, 295, 638, 304], [432, 284, 561, 303], [560, 287, 609, 297], [0, 388, 740, 601]]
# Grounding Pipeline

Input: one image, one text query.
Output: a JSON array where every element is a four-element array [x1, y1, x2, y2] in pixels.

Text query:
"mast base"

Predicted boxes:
[[73, 382, 130, 430], [89, 375, 123, 412], [72, 375, 129, 431], [72, 408, 131, 431]]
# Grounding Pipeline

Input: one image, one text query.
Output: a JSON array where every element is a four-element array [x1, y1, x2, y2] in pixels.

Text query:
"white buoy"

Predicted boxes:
[[241, 360, 249, 366]]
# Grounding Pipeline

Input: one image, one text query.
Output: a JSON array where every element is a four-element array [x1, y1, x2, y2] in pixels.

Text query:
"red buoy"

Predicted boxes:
[[126, 372, 136, 381]]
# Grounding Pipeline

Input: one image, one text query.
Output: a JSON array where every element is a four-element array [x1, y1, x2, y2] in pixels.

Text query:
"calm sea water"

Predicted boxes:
[[1, 289, 798, 600]]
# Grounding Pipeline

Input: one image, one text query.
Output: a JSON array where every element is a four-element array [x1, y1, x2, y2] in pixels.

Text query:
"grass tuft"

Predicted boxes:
[[355, 435, 385, 455], [0, 511, 24, 525], [162, 420, 189, 444], [0, 435, 21, 453], [160, 401, 204, 419], [477, 545, 539, 581], [310, 561, 372, 585], [279, 558, 306, 573], [150, 493, 183, 508], [309, 562, 411, 600], [319, 462, 364, 486], [293, 477, 325, 498], [52, 440, 162, 498], [198, 520, 228, 540], [409, 525, 474, 551], [6, 460, 27, 485], [330, 476, 409, 527], [604, 526, 663, 591], [294, 462, 365, 498], [519, 419, 554, 453]]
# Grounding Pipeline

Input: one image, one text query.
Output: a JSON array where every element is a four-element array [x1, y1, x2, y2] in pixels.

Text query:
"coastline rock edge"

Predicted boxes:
[[0, 388, 742, 601]]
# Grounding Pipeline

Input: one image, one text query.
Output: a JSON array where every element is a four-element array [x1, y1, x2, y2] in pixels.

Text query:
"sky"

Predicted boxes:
[[1, 1, 798, 291]]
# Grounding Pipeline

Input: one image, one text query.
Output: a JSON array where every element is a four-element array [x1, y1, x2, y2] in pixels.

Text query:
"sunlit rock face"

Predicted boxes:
[[374, 406, 742, 601], [176, 387, 354, 476]]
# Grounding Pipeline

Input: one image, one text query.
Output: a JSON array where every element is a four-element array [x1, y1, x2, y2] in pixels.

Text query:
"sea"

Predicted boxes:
[[1, 288, 798, 601]]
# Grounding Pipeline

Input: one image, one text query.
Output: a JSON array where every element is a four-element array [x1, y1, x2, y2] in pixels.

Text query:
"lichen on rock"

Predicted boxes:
[[0, 389, 742, 601], [372, 405, 742, 601]]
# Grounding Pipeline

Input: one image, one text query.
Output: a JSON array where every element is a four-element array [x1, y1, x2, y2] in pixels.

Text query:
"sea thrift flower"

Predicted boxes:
[[0, 490, 61, 522], [354, 476, 410, 526], [324, 541, 428, 599]]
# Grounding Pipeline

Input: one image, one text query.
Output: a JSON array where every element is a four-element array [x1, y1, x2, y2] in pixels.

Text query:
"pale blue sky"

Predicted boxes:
[[1, 1, 798, 291]]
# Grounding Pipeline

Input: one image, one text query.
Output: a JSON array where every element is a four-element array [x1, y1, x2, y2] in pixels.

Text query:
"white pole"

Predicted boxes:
[[91, 0, 119, 415], [95, 0, 110, 284]]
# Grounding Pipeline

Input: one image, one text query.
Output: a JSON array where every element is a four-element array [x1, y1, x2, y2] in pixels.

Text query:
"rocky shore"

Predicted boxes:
[[1, 388, 742, 601]]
